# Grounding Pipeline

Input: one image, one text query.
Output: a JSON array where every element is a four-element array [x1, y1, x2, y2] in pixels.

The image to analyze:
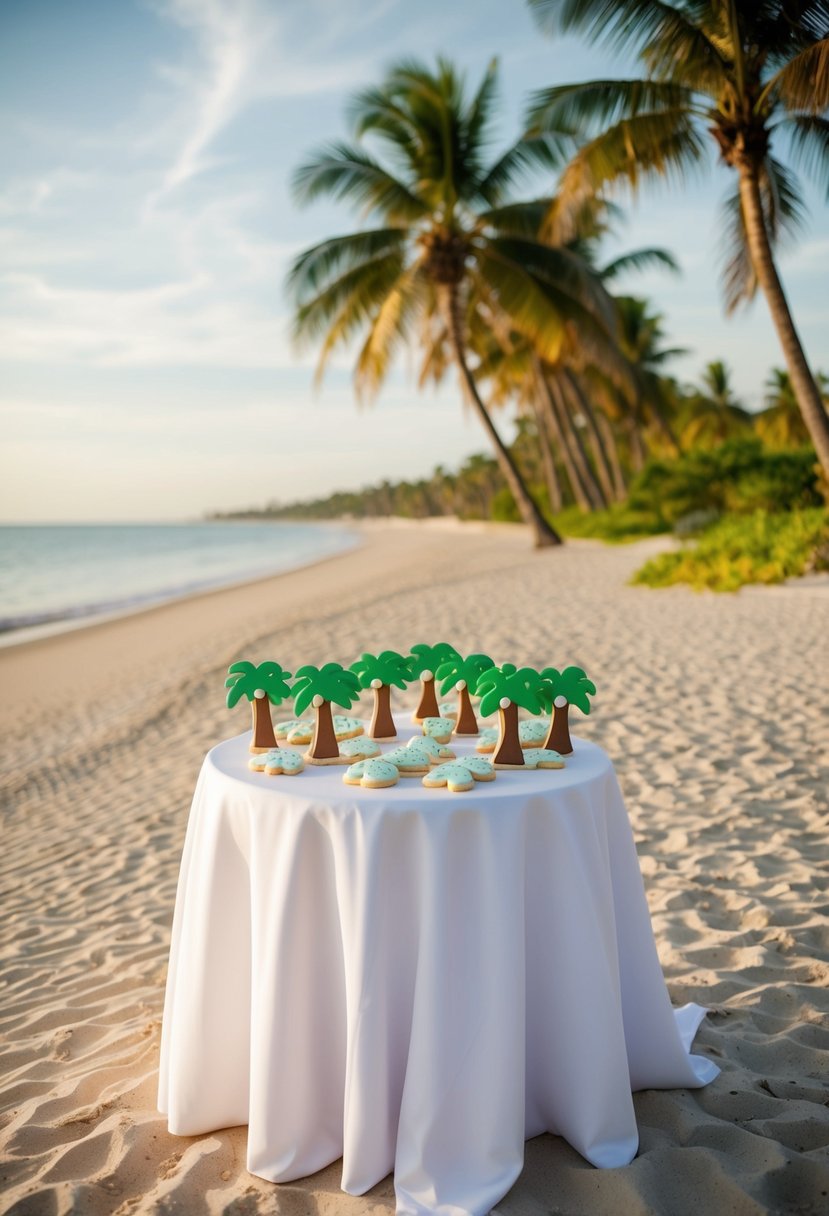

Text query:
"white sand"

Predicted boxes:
[[1, 522, 828, 1215]]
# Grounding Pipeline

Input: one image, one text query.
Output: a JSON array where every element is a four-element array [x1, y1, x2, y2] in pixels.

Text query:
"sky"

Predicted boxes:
[[1, 0, 827, 523]]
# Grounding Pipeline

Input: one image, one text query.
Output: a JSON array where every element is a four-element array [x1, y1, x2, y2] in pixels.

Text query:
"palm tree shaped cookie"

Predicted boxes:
[[540, 666, 596, 756], [475, 663, 545, 768], [408, 642, 460, 723], [225, 660, 293, 753], [292, 662, 362, 764], [435, 652, 495, 736], [349, 649, 413, 740]]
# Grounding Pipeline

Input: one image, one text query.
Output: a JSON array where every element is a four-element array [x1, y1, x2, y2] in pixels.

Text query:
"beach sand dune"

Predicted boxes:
[[2, 524, 828, 1215]]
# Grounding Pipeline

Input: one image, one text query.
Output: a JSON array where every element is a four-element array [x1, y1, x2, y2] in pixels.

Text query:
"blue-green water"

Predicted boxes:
[[0, 522, 358, 643]]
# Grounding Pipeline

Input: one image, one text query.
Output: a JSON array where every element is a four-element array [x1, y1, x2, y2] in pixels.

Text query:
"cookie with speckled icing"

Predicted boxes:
[[420, 716, 455, 744], [422, 759, 493, 792], [522, 747, 566, 769], [332, 714, 365, 740], [518, 718, 549, 748], [475, 727, 499, 754], [384, 746, 430, 775], [438, 701, 458, 719], [343, 758, 400, 788], [274, 718, 312, 740], [248, 748, 305, 776], [338, 736, 381, 759], [406, 735, 455, 764]]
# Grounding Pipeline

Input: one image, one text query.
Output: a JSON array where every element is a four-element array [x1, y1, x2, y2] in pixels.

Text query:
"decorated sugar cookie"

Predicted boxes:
[[407, 735, 455, 764], [408, 642, 460, 723], [226, 660, 292, 754], [422, 758, 495, 792], [248, 748, 305, 775], [438, 701, 458, 719], [475, 664, 545, 768], [475, 727, 499, 754], [522, 748, 566, 770], [539, 667, 596, 756], [333, 714, 365, 740], [518, 718, 549, 748], [293, 663, 362, 764], [338, 736, 381, 759], [343, 758, 400, 789], [420, 716, 455, 744], [349, 650, 413, 741], [435, 652, 495, 736], [384, 746, 431, 775], [274, 717, 312, 740]]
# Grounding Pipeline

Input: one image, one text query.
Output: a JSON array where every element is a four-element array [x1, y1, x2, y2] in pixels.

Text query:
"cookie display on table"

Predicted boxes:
[[407, 735, 455, 764], [343, 758, 400, 789], [422, 758, 495, 792], [349, 650, 413, 741], [540, 667, 596, 756], [522, 748, 566, 770], [435, 652, 495, 736], [225, 660, 293, 753], [292, 663, 362, 764], [474, 664, 546, 768], [384, 746, 431, 776], [420, 716, 455, 744], [408, 642, 460, 723]]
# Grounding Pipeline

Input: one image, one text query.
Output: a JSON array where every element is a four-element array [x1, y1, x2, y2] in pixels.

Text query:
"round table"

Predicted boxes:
[[158, 719, 718, 1216]]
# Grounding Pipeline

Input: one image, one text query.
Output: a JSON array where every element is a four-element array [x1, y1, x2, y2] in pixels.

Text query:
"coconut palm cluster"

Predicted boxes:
[[226, 645, 596, 770]]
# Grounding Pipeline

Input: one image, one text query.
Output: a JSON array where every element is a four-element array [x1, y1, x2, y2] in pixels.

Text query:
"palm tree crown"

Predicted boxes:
[[293, 663, 361, 716], [287, 56, 627, 547], [408, 641, 460, 677], [526, 0, 829, 477], [475, 663, 545, 717], [225, 661, 292, 708], [540, 665, 596, 714], [435, 652, 495, 695], [350, 650, 413, 689]]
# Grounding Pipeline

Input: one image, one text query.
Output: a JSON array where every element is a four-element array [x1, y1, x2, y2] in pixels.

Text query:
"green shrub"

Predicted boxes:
[[631, 508, 829, 592], [553, 504, 666, 542]]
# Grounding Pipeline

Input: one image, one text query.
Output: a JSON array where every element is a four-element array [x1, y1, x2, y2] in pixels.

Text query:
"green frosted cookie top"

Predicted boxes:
[[519, 718, 549, 743], [459, 756, 494, 777], [339, 737, 380, 757], [263, 748, 304, 772], [345, 758, 399, 783], [522, 748, 565, 768], [427, 762, 475, 783], [421, 716, 455, 738], [384, 746, 429, 768]]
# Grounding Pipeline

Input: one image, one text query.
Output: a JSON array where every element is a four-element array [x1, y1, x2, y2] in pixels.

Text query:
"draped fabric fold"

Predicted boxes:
[[159, 725, 718, 1216]]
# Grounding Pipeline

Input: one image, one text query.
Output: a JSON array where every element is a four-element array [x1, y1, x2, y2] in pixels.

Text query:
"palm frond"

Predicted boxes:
[[291, 248, 407, 343], [601, 247, 680, 280], [526, 78, 696, 137], [527, 1, 715, 64], [354, 264, 428, 400], [475, 136, 571, 206], [764, 36, 829, 114], [478, 199, 549, 237], [292, 141, 428, 222], [781, 114, 829, 198], [286, 229, 408, 298]]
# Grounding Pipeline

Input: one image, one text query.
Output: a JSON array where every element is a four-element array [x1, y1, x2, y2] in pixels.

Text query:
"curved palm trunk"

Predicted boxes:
[[556, 374, 607, 510], [453, 684, 479, 736], [493, 702, 524, 767], [370, 684, 397, 740], [531, 395, 563, 512], [564, 371, 615, 507], [308, 700, 339, 761], [250, 696, 278, 752], [544, 702, 573, 755], [536, 364, 593, 511], [739, 165, 829, 479], [597, 410, 627, 501], [413, 675, 440, 723], [441, 286, 562, 547]]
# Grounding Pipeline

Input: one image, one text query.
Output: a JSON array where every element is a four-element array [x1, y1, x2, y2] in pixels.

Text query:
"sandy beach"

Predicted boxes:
[[1, 521, 828, 1216]]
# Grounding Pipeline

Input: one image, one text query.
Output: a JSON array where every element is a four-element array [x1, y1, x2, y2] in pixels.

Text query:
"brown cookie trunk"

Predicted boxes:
[[414, 676, 440, 721], [544, 704, 573, 754], [493, 703, 524, 766], [370, 684, 397, 739], [308, 700, 340, 760], [453, 685, 479, 736], [250, 697, 277, 752]]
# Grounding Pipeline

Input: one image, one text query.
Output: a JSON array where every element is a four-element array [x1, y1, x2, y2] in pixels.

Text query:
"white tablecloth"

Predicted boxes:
[[158, 719, 718, 1216]]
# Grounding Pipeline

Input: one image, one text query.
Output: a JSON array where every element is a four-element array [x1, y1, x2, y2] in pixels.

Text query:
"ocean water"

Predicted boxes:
[[0, 522, 358, 644]]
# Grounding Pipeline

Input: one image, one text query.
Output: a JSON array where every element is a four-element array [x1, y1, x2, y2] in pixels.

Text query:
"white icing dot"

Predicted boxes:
[[455, 679, 467, 691], [312, 694, 324, 707], [554, 695, 568, 708], [254, 688, 266, 699], [370, 678, 382, 689], [421, 669, 433, 681], [499, 697, 510, 710]]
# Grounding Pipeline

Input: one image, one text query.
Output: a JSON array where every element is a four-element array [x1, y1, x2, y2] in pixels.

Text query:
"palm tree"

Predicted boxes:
[[349, 649, 413, 740], [475, 663, 546, 767], [539, 665, 596, 755], [225, 660, 293, 753], [408, 642, 460, 722], [526, 0, 829, 479], [755, 367, 812, 447], [435, 651, 495, 735], [681, 359, 752, 447], [293, 662, 362, 762], [287, 57, 628, 548]]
